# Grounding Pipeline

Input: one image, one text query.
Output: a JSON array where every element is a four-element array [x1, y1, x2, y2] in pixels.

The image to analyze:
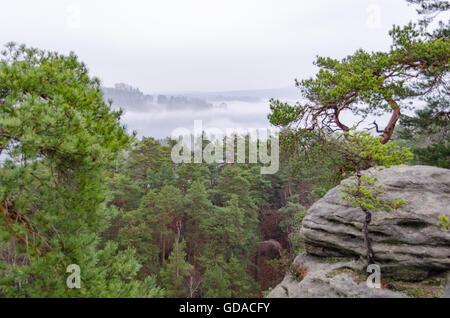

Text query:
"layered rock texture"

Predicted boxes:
[[269, 165, 450, 298], [268, 254, 409, 298]]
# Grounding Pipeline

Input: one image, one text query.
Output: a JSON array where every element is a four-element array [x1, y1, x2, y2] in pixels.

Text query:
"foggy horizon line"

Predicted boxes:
[[102, 82, 300, 97]]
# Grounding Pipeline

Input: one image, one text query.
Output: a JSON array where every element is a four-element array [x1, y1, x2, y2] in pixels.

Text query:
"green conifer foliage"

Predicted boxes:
[[0, 43, 160, 297]]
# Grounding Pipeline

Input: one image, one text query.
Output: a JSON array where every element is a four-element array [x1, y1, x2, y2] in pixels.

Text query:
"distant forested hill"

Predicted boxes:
[[102, 83, 213, 112], [102, 83, 301, 112]]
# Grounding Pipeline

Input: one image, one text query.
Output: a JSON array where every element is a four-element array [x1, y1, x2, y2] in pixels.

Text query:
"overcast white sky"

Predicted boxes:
[[1, 0, 420, 93]]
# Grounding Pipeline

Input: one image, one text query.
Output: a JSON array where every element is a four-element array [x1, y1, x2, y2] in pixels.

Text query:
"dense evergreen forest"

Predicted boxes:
[[0, 0, 448, 297]]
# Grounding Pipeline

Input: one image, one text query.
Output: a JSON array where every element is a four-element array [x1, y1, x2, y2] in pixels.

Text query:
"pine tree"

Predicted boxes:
[[159, 239, 192, 298], [184, 180, 212, 272], [118, 190, 161, 276], [201, 196, 250, 258], [147, 162, 176, 190], [202, 257, 231, 298], [396, 97, 449, 168], [176, 163, 210, 194], [0, 43, 160, 297], [126, 137, 170, 192], [155, 185, 183, 263], [268, 0, 449, 144], [201, 255, 258, 298]]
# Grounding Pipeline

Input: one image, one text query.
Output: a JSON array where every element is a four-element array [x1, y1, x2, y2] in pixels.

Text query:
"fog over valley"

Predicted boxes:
[[103, 83, 396, 139], [103, 83, 300, 138]]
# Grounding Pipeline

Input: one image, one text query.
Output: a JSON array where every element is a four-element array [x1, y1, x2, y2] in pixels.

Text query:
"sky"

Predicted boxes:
[[1, 0, 421, 94]]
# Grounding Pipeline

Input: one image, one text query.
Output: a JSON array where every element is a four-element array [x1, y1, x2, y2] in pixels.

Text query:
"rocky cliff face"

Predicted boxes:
[[269, 165, 450, 298], [268, 254, 410, 298]]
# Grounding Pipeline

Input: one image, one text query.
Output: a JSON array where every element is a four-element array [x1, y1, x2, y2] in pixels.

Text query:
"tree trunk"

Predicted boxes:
[[255, 251, 259, 282], [193, 219, 198, 272], [162, 235, 166, 263], [381, 101, 401, 144], [362, 208, 375, 266], [356, 172, 376, 266]]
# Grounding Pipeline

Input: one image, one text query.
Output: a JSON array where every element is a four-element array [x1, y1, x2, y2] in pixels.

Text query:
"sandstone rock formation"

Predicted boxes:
[[269, 165, 450, 297], [268, 254, 409, 298], [257, 239, 283, 258], [301, 165, 450, 280]]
